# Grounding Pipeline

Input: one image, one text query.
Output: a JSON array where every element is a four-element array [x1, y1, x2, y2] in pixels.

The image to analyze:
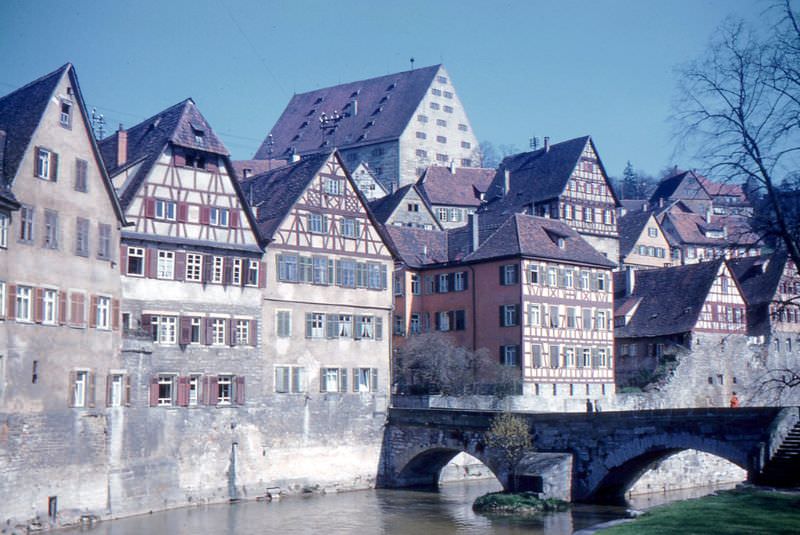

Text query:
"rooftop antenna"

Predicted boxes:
[[265, 133, 274, 170], [319, 110, 347, 147], [91, 107, 106, 140], [529, 136, 539, 150], [410, 57, 415, 70]]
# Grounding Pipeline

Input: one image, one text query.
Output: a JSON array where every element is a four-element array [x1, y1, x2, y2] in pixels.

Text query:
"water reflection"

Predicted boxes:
[[64, 480, 728, 535]]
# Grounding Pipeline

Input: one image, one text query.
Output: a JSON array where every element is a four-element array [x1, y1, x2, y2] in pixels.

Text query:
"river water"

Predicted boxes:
[[64, 480, 733, 535]]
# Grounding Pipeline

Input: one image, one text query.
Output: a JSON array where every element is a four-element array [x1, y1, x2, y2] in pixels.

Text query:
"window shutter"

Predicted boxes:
[[199, 206, 210, 225], [559, 268, 565, 287], [202, 255, 213, 282], [51, 152, 59, 181], [258, 261, 267, 288], [499, 306, 505, 327], [335, 260, 342, 285], [120, 246, 128, 275], [499, 266, 505, 285], [326, 314, 336, 339], [447, 273, 454, 292], [380, 264, 387, 289], [177, 202, 189, 222], [145, 248, 157, 278], [7, 284, 15, 320], [177, 376, 189, 407], [230, 210, 240, 229], [354, 316, 362, 340], [89, 295, 98, 328], [207, 376, 218, 405], [435, 312, 441, 330], [248, 319, 257, 346], [235, 376, 245, 405], [223, 257, 232, 285], [339, 369, 348, 393], [33, 147, 40, 177], [228, 319, 236, 346], [149, 377, 159, 406], [174, 152, 185, 167], [105, 374, 113, 407], [375, 316, 383, 340], [179, 316, 192, 345], [112, 299, 120, 330], [58, 290, 67, 325], [463, 272, 469, 290], [88, 372, 96, 408], [34, 287, 44, 323], [68, 370, 76, 407], [590, 273, 598, 290], [144, 198, 156, 218], [371, 369, 378, 392], [174, 252, 186, 281], [202, 376, 211, 405], [124, 375, 131, 406], [305, 313, 313, 338], [204, 318, 214, 345], [140, 313, 152, 334], [328, 259, 335, 286], [352, 369, 359, 392]]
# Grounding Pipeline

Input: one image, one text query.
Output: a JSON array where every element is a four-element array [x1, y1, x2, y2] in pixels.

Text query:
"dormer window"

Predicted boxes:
[[185, 152, 206, 170], [557, 238, 566, 249], [193, 130, 205, 146], [59, 100, 72, 128]]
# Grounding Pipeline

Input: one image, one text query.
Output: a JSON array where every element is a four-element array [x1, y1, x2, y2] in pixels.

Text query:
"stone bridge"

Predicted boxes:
[[379, 406, 800, 502]]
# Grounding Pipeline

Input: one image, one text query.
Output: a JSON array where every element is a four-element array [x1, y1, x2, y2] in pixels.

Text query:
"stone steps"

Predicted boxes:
[[759, 422, 800, 487]]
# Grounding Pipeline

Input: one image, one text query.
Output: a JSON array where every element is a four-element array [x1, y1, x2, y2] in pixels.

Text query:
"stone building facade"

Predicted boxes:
[[368, 183, 441, 230]]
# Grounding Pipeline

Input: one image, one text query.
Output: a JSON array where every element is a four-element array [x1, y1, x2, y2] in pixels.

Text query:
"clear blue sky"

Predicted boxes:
[[0, 0, 766, 178]]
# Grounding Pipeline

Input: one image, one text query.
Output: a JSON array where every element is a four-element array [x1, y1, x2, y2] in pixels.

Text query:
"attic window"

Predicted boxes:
[[292, 134, 301, 141], [300, 121, 308, 129], [380, 95, 389, 103], [184, 151, 206, 170], [59, 100, 72, 128], [306, 108, 316, 117], [192, 128, 205, 146], [386, 82, 396, 91], [314, 97, 324, 104], [557, 238, 566, 249], [364, 120, 375, 128], [372, 107, 383, 115], [350, 90, 360, 98]]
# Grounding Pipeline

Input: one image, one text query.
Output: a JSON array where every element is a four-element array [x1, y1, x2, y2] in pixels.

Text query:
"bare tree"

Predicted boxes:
[[674, 1, 800, 269]]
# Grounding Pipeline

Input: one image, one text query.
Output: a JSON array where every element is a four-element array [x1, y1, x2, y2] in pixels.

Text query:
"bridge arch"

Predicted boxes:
[[394, 447, 503, 488]]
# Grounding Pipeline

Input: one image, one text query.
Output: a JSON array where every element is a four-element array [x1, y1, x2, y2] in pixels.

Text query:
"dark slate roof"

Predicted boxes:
[[648, 171, 687, 205], [619, 210, 655, 258], [240, 152, 332, 241], [417, 165, 496, 207], [620, 199, 649, 213], [465, 213, 616, 268], [255, 65, 441, 159], [231, 159, 288, 181], [614, 259, 724, 338], [384, 226, 449, 268], [0, 64, 66, 186], [368, 184, 415, 224], [728, 253, 788, 336], [0, 186, 19, 210]]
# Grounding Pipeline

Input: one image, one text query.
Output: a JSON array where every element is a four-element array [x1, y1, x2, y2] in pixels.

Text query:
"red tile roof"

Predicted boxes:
[[417, 165, 495, 207]]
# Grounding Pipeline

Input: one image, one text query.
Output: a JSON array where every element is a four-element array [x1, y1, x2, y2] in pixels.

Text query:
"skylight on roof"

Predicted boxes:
[[315, 97, 324, 104], [386, 82, 396, 91]]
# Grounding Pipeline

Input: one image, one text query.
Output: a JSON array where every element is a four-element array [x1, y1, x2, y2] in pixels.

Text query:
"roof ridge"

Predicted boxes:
[[291, 64, 441, 98], [0, 63, 69, 104]]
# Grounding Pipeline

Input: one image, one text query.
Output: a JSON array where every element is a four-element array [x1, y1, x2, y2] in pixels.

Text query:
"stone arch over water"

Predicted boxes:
[[395, 447, 503, 488]]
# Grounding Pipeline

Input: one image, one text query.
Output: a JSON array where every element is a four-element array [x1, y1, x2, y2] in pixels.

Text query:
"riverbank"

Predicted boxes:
[[596, 487, 800, 534]]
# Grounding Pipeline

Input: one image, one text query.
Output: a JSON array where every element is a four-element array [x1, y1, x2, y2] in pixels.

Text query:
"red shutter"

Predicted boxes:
[[177, 376, 189, 407], [207, 376, 218, 405], [51, 152, 59, 181], [248, 319, 257, 346], [199, 206, 210, 225], [144, 197, 156, 218], [89, 295, 98, 328], [140, 314, 152, 336], [230, 210, 240, 229], [77, 293, 86, 327], [112, 299, 120, 330], [228, 319, 236, 346], [149, 376, 159, 407], [204, 318, 214, 345], [174, 252, 186, 282], [179, 316, 192, 345], [146, 248, 157, 278], [235, 376, 245, 405], [34, 287, 44, 323], [7, 285, 16, 320], [258, 261, 267, 288], [120, 246, 128, 275], [202, 376, 211, 405], [87, 372, 96, 407], [177, 202, 189, 222], [58, 290, 67, 325], [174, 152, 185, 167]]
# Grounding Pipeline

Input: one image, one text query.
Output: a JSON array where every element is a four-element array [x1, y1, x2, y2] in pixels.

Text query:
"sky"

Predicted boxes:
[[0, 0, 768, 178]]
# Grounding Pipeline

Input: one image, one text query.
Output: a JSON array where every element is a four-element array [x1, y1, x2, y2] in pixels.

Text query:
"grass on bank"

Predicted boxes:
[[599, 488, 800, 535], [472, 492, 569, 515]]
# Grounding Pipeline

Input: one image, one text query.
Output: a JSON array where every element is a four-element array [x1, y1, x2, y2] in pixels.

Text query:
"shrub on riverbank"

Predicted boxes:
[[472, 491, 569, 516], [599, 488, 800, 534]]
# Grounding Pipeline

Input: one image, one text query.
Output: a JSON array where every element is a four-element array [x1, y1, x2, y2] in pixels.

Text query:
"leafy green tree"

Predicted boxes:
[[485, 412, 532, 469]]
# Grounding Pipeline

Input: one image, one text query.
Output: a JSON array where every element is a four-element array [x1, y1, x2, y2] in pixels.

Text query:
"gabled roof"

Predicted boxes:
[[619, 210, 658, 258], [255, 65, 442, 159], [417, 165, 495, 207], [661, 209, 759, 247], [728, 253, 788, 336], [384, 226, 450, 268], [620, 199, 649, 213], [231, 159, 288, 181], [464, 213, 616, 268], [0, 64, 65, 187], [649, 170, 712, 207], [350, 162, 388, 197], [697, 175, 747, 201], [0, 63, 125, 223], [614, 259, 725, 338], [369, 184, 414, 223]]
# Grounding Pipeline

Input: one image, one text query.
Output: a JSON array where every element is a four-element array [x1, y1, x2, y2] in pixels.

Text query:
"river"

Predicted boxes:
[[63, 480, 735, 535]]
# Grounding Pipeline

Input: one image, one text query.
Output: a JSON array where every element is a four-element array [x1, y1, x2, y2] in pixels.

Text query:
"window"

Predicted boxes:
[[436, 135, 447, 143], [155, 199, 176, 221], [443, 91, 453, 99], [596, 273, 607, 291], [579, 271, 590, 290], [549, 305, 559, 328], [430, 102, 440, 110], [235, 319, 250, 345], [340, 217, 359, 238], [186, 254, 203, 281], [36, 148, 57, 180], [16, 285, 32, 321], [357, 315, 375, 339], [43, 209, 58, 249], [647, 227, 658, 238], [308, 213, 327, 234], [306, 312, 325, 338], [531, 344, 543, 368], [324, 178, 342, 195], [212, 256, 224, 283], [581, 348, 592, 368], [246, 260, 260, 286], [211, 318, 226, 345], [75, 159, 88, 192], [338, 259, 356, 287], [410, 313, 421, 334], [565, 347, 576, 368], [564, 270, 574, 288], [190, 317, 201, 343], [438, 273, 449, 293], [321, 367, 347, 393], [431, 88, 442, 96], [460, 141, 471, 149], [415, 132, 427, 140], [501, 304, 519, 327], [527, 265, 539, 284], [582, 309, 592, 331], [550, 345, 560, 368], [546, 267, 557, 287], [454, 272, 465, 291], [157, 251, 175, 279], [354, 368, 377, 393], [60, 100, 72, 127], [187, 375, 201, 406], [43, 289, 57, 325], [127, 247, 145, 276], [566, 307, 577, 329], [501, 346, 519, 366], [274, 366, 306, 393], [0, 213, 7, 247], [437, 75, 448, 84], [152, 315, 177, 344], [275, 310, 292, 337], [436, 153, 449, 163], [443, 105, 453, 113], [278, 254, 298, 282], [231, 258, 242, 286], [96, 296, 111, 330], [596, 310, 607, 330], [332, 314, 353, 338], [217, 375, 233, 405], [501, 264, 519, 285], [436, 119, 447, 127], [210, 207, 229, 227], [458, 123, 468, 132], [75, 217, 89, 257], [367, 263, 384, 289], [394, 314, 405, 335], [73, 371, 89, 407], [108, 374, 124, 407], [19, 205, 34, 243], [528, 304, 541, 326], [97, 224, 111, 260], [312, 256, 331, 285], [417, 114, 428, 123], [158, 375, 174, 406], [437, 311, 451, 332], [411, 273, 421, 295]]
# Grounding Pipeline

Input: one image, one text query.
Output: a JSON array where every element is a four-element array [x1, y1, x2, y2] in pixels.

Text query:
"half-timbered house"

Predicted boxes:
[[479, 136, 621, 261], [416, 164, 495, 229], [368, 183, 441, 230], [618, 210, 671, 269], [0, 64, 127, 521]]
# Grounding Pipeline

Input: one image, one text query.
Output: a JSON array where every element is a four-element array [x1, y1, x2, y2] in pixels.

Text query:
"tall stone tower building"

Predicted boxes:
[[254, 64, 479, 191]]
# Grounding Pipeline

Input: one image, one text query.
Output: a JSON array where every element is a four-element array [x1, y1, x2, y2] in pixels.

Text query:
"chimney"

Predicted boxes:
[[543, 136, 550, 152], [625, 266, 636, 296], [116, 124, 127, 167], [659, 197, 664, 208], [469, 213, 479, 252], [504, 169, 510, 195], [449, 159, 456, 174]]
